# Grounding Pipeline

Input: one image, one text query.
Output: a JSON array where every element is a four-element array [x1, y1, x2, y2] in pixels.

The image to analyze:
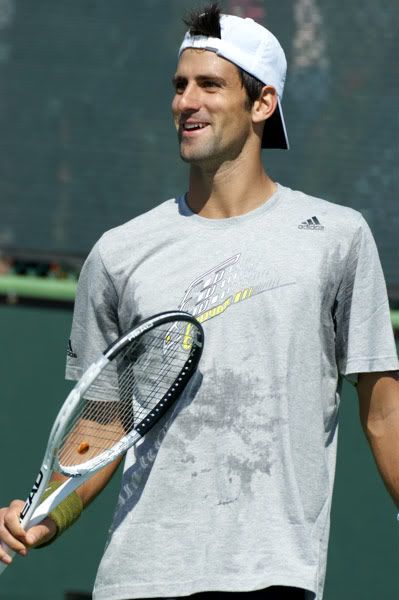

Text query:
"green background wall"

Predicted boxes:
[[0, 304, 397, 599], [0, 0, 398, 297]]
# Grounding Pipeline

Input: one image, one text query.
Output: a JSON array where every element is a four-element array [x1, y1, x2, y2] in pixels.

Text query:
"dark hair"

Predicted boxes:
[[183, 3, 264, 110], [183, 3, 221, 37]]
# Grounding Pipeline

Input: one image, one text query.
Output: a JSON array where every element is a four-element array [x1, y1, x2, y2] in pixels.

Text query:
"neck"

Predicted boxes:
[[186, 151, 276, 219]]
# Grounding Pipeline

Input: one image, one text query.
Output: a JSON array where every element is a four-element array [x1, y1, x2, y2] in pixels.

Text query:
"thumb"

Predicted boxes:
[[25, 517, 57, 548]]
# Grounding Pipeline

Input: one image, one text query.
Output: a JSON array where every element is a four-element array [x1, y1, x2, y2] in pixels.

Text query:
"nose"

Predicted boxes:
[[175, 83, 201, 113]]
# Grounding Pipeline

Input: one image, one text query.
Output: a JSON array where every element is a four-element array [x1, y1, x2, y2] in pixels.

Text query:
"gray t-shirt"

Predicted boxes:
[[66, 184, 398, 600]]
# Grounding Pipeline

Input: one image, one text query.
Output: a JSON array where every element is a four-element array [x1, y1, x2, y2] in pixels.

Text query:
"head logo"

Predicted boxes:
[[20, 470, 44, 520]]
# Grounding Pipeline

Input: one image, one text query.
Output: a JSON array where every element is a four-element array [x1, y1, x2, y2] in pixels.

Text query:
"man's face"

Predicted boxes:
[[172, 49, 253, 167]]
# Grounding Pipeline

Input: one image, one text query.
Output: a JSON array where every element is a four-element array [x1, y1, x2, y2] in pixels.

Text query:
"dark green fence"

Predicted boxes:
[[0, 304, 397, 599]]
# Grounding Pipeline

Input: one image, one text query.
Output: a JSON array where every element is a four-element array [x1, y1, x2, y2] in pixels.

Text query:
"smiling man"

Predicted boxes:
[[171, 9, 287, 219], [173, 53, 264, 165], [1, 4, 398, 600]]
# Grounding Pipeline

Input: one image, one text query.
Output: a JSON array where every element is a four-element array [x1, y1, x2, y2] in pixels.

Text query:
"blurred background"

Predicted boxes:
[[0, 1, 398, 598]]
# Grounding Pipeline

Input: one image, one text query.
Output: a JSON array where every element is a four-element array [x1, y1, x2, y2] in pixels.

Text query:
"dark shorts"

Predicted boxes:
[[148, 588, 307, 600]]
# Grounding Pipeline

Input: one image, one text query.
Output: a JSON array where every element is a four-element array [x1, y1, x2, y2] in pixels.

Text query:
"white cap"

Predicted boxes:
[[179, 14, 289, 150]]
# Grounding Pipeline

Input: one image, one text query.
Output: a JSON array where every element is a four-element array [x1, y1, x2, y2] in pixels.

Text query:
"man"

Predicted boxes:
[[1, 4, 398, 600]]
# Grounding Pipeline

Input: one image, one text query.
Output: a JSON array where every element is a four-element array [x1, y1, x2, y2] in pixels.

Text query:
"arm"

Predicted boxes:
[[357, 371, 399, 507], [0, 456, 122, 564], [52, 454, 123, 509], [1, 242, 122, 564]]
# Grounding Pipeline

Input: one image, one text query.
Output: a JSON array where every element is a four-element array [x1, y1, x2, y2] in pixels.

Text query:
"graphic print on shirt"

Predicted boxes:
[[159, 253, 294, 506], [178, 252, 296, 324], [112, 253, 295, 519]]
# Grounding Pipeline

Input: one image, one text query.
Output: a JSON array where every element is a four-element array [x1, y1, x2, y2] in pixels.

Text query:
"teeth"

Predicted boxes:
[[184, 123, 207, 130]]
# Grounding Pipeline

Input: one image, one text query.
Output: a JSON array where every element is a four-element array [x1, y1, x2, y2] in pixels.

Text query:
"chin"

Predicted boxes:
[[178, 135, 247, 167], [179, 148, 211, 164]]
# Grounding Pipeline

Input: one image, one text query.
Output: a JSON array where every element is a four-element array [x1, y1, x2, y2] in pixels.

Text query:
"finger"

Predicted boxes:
[[25, 517, 57, 548], [0, 545, 13, 565], [0, 504, 28, 556], [3, 502, 27, 541], [0, 530, 28, 557]]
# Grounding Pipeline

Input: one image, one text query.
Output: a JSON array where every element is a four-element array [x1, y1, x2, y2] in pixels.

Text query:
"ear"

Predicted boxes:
[[251, 86, 278, 125]]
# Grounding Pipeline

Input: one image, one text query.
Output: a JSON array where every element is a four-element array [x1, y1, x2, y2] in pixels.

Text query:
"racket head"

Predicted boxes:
[[54, 311, 203, 476]]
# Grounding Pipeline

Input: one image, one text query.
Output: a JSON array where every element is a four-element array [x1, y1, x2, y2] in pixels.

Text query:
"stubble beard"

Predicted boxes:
[[179, 140, 218, 166], [178, 131, 247, 171]]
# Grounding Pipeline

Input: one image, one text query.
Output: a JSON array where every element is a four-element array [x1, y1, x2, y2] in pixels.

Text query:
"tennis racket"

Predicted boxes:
[[0, 310, 204, 573]]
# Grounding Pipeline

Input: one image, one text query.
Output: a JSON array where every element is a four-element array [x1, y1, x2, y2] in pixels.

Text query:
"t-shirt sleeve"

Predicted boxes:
[[334, 214, 399, 382], [65, 238, 119, 385]]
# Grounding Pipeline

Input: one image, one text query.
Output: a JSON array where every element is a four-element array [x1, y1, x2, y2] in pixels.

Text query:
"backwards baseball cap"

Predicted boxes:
[[179, 14, 289, 150]]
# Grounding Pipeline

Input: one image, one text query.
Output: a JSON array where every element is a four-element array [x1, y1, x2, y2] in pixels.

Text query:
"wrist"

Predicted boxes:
[[34, 482, 83, 549]]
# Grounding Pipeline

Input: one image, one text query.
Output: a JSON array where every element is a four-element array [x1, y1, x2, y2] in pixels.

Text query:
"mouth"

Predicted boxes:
[[180, 121, 210, 137]]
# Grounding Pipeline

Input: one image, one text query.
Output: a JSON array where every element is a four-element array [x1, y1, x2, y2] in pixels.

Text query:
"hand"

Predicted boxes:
[[0, 500, 57, 565]]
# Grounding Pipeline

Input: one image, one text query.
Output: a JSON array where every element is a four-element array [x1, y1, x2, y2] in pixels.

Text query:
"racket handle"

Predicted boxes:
[[0, 542, 15, 575]]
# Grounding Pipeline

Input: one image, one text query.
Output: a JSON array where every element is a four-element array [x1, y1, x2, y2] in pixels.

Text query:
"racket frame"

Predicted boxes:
[[0, 310, 203, 570]]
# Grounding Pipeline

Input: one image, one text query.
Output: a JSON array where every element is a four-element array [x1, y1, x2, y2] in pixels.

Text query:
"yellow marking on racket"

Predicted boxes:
[[183, 323, 193, 350]]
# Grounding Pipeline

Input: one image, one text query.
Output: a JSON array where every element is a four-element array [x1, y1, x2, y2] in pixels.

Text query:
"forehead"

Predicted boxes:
[[175, 48, 241, 82]]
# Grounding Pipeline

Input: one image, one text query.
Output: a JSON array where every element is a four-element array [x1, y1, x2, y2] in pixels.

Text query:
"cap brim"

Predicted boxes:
[[261, 97, 289, 150]]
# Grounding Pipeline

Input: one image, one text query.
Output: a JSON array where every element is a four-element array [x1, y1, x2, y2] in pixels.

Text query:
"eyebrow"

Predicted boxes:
[[172, 74, 228, 86]]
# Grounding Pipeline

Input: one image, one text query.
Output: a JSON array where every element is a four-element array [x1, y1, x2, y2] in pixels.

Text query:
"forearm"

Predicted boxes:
[[358, 372, 399, 507], [52, 415, 125, 508], [362, 407, 399, 507], [33, 455, 124, 548], [51, 455, 123, 508], [0, 438, 123, 560]]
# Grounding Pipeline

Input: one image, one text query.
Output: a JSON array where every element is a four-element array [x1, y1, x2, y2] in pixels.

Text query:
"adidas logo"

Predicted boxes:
[[298, 216, 324, 231]]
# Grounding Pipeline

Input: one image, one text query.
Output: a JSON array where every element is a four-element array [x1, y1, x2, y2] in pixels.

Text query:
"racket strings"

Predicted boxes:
[[58, 321, 196, 468], [58, 350, 186, 459], [80, 335, 188, 429]]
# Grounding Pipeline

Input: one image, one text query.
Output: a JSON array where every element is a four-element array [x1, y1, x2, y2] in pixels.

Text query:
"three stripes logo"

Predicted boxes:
[[67, 339, 77, 358], [298, 216, 324, 231]]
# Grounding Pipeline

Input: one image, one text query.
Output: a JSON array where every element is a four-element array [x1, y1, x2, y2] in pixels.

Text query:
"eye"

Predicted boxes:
[[201, 80, 220, 89], [173, 78, 186, 94]]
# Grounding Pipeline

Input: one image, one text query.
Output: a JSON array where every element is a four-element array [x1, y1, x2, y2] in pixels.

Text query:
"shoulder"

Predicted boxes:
[[102, 198, 178, 243], [93, 198, 179, 264]]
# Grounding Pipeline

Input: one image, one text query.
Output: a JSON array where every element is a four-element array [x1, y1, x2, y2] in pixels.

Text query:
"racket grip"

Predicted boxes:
[[0, 542, 15, 575]]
